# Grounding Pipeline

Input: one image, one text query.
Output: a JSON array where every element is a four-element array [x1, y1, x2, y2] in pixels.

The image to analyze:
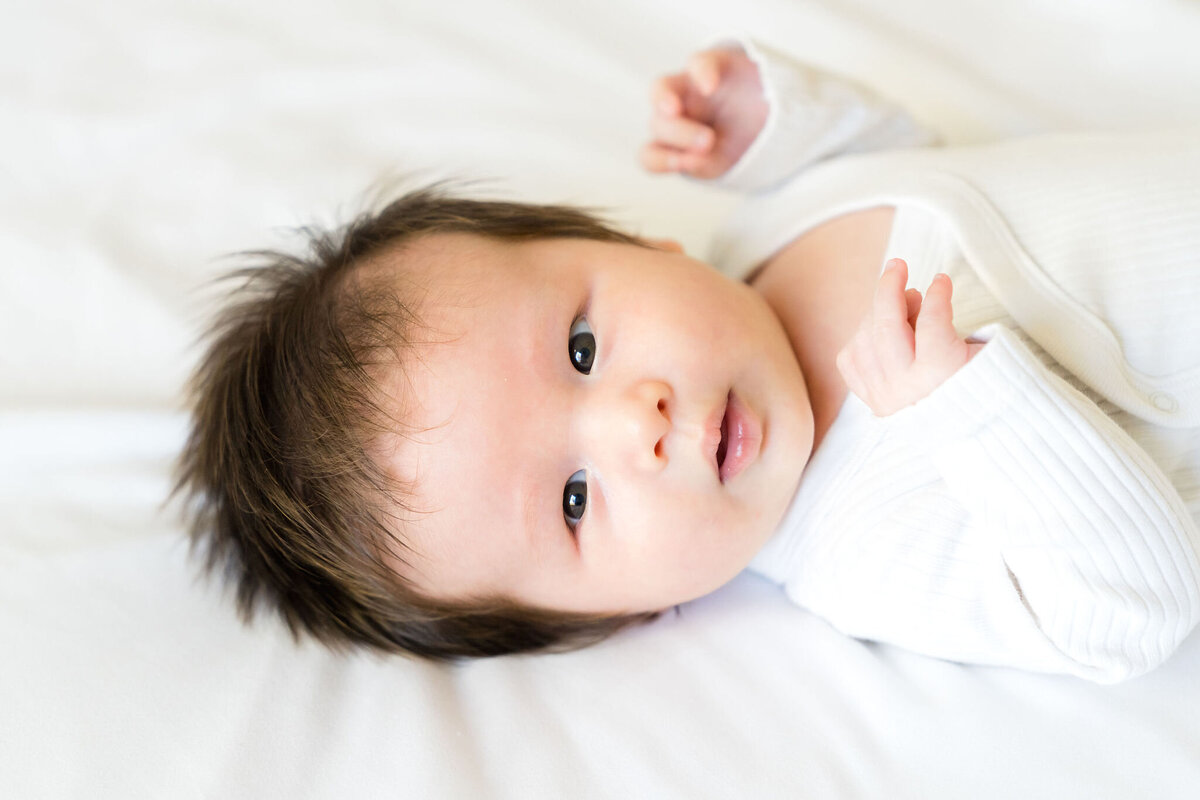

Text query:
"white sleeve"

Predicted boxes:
[[888, 325, 1200, 682], [711, 38, 938, 193]]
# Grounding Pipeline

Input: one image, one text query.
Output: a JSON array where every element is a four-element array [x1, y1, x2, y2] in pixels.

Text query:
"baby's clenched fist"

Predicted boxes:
[[640, 46, 768, 180]]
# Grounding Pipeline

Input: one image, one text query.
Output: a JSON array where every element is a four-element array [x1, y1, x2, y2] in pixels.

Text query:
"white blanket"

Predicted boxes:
[[4, 1, 1200, 798]]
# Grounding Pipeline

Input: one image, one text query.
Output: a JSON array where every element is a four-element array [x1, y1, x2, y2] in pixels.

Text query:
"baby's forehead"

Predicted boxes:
[[354, 235, 524, 388], [369, 333, 530, 599], [369, 232, 524, 287], [369, 230, 641, 295], [366, 247, 529, 474]]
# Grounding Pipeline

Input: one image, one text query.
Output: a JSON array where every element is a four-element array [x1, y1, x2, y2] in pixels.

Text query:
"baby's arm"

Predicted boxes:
[[833, 270, 1199, 679], [642, 40, 937, 191], [826, 260, 1200, 681]]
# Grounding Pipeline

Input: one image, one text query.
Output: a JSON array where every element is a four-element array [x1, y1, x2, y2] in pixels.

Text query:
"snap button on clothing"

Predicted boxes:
[[1150, 392, 1179, 413]]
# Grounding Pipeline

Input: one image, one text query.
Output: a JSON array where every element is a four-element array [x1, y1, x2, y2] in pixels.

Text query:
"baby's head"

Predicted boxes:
[[177, 185, 813, 660]]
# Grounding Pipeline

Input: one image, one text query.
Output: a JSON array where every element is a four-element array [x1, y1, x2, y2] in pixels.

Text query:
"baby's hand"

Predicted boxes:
[[836, 259, 986, 417], [640, 46, 769, 180]]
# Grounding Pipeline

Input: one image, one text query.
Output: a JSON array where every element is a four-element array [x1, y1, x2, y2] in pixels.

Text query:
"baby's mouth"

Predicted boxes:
[[706, 392, 730, 477], [716, 408, 729, 472], [716, 391, 762, 484]]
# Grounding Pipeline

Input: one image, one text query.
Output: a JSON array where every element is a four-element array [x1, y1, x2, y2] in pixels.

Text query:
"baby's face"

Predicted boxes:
[[376, 233, 813, 614]]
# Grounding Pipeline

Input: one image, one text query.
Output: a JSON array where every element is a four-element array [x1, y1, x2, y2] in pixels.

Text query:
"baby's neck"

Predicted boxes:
[[750, 206, 896, 450]]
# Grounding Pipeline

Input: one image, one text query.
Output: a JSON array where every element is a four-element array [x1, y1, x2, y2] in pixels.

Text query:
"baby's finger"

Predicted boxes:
[[651, 74, 688, 117], [905, 288, 922, 328], [687, 50, 727, 96], [650, 114, 715, 153], [640, 142, 672, 173], [640, 142, 681, 173], [914, 273, 960, 360], [639, 142, 708, 174], [872, 259, 916, 373]]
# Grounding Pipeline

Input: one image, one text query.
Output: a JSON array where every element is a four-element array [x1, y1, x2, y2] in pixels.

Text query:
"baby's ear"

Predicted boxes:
[[642, 237, 684, 253]]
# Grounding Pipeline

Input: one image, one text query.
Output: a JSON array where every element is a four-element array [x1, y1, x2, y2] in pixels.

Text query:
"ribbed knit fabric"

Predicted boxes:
[[723, 47, 1200, 682]]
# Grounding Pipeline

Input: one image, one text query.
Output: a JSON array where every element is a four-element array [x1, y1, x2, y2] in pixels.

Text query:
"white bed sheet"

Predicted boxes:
[[3, 0, 1200, 797]]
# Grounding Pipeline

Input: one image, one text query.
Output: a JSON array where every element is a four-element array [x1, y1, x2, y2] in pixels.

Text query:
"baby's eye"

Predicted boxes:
[[563, 469, 587, 528], [568, 316, 596, 374]]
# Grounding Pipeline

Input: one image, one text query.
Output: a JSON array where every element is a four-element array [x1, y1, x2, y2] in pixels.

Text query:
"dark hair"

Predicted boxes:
[[175, 184, 660, 660]]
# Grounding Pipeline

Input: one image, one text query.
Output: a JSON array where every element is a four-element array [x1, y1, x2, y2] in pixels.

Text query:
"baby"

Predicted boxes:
[[178, 41, 1200, 681]]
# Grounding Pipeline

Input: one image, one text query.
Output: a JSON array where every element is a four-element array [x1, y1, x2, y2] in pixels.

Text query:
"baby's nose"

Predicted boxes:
[[587, 379, 672, 473]]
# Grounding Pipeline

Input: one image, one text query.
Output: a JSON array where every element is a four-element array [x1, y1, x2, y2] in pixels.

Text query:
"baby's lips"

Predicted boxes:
[[718, 391, 762, 484], [702, 392, 728, 476]]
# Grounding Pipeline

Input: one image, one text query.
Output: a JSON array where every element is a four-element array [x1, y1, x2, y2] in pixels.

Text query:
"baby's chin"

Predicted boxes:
[[741, 416, 809, 528]]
